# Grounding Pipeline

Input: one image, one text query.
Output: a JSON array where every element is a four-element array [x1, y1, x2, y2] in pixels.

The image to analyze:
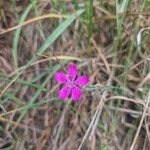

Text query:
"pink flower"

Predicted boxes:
[[55, 63, 89, 101]]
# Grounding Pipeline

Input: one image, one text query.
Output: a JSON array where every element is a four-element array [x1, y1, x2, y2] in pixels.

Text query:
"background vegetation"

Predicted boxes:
[[0, 0, 150, 149]]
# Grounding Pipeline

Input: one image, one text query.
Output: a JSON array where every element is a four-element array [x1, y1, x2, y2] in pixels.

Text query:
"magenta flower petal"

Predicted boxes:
[[68, 63, 78, 80], [58, 86, 71, 100], [55, 72, 68, 84], [71, 87, 82, 101], [75, 75, 89, 87]]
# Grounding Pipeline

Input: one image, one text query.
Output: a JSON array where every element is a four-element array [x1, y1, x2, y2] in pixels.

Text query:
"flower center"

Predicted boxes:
[[67, 78, 77, 88]]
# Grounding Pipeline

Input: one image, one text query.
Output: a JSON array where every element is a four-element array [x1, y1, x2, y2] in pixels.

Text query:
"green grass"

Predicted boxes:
[[12, 3, 33, 68]]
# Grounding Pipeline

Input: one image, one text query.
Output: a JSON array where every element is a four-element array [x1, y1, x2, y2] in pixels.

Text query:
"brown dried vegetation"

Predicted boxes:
[[0, 0, 150, 150]]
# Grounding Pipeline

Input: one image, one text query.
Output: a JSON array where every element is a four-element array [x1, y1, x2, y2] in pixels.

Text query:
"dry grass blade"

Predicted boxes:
[[130, 90, 150, 150], [106, 96, 144, 106], [0, 116, 41, 132], [91, 38, 111, 74], [137, 27, 150, 53], [52, 103, 70, 150], [105, 105, 150, 117], [78, 69, 113, 150], [36, 53, 82, 62], [0, 14, 67, 35]]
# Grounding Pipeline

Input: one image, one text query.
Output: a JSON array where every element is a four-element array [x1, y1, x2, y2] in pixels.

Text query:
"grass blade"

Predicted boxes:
[[12, 4, 33, 68], [38, 9, 85, 54]]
